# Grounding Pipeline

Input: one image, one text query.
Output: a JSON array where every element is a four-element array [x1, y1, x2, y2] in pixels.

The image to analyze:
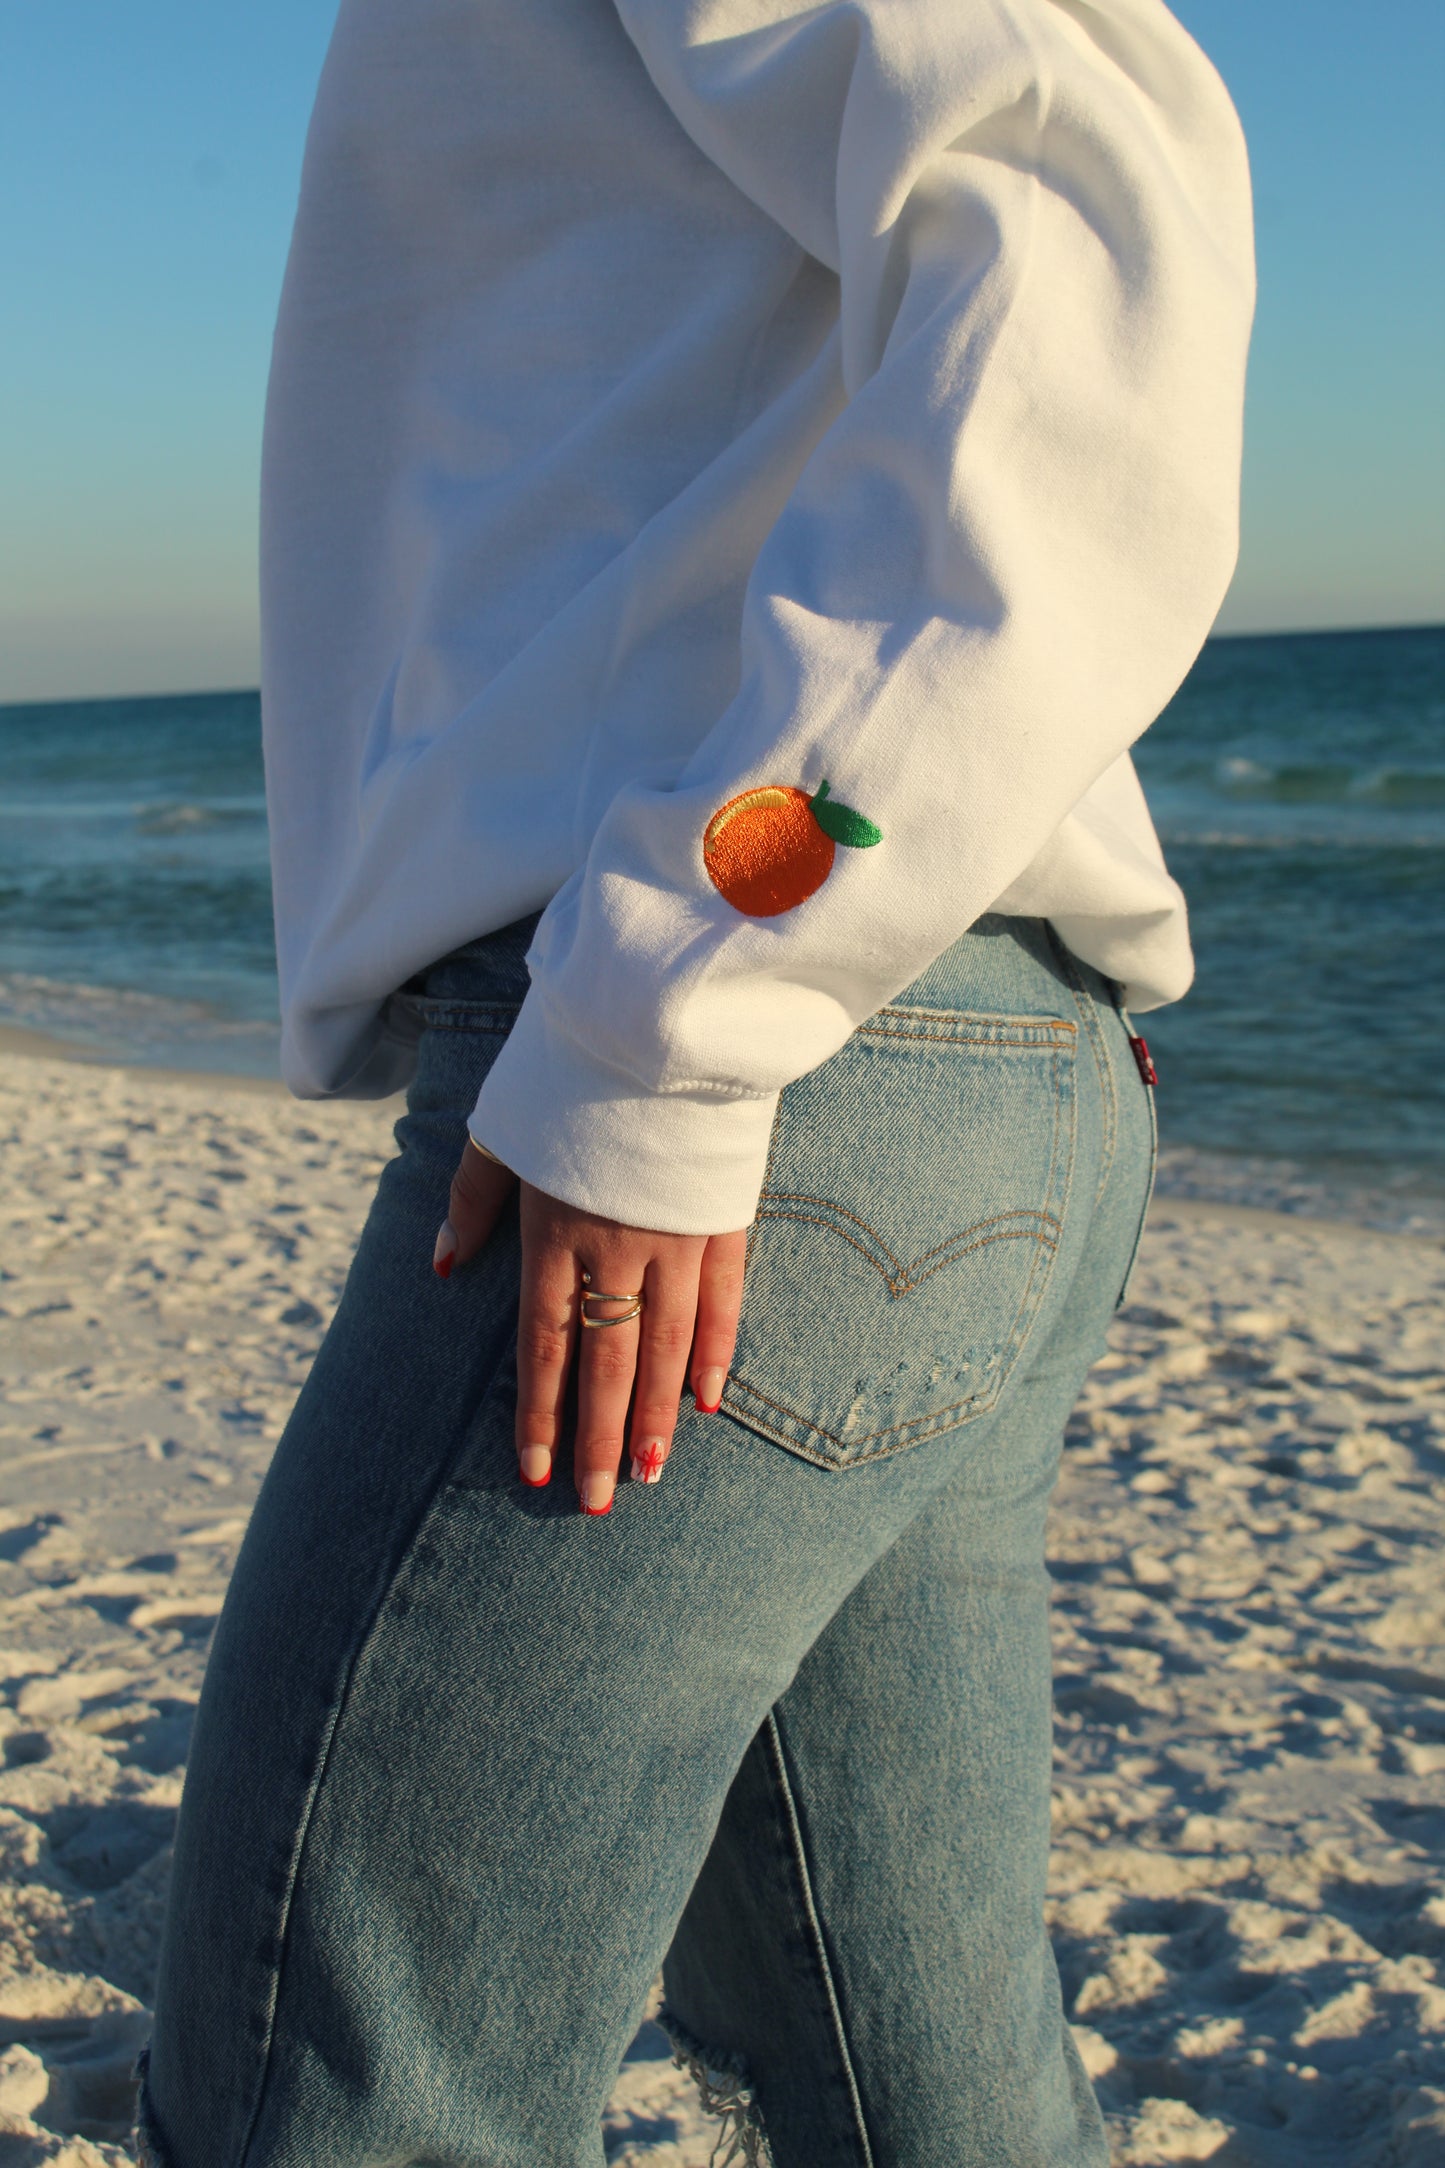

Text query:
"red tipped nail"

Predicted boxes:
[[694, 1367, 726, 1413], [580, 1472, 615, 1515], [433, 1254, 453, 1280], [520, 1469, 549, 1487]]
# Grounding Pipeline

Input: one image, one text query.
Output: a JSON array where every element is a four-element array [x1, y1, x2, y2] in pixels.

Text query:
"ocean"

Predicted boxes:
[[1, 625, 1441, 1228]]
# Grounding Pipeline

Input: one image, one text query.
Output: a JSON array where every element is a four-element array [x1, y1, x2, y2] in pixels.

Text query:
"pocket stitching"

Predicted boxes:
[[860, 1019, 1077, 1048], [726, 1031, 1077, 1463], [752, 1197, 1060, 1296], [998, 1036, 1072, 1383], [742, 1089, 790, 1284], [1044, 929, 1118, 1207], [724, 1371, 991, 1456], [869, 1002, 1077, 1028]]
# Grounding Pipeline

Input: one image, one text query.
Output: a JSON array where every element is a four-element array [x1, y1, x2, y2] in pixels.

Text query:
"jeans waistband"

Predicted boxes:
[[403, 909, 1123, 1030], [405, 911, 544, 1009]]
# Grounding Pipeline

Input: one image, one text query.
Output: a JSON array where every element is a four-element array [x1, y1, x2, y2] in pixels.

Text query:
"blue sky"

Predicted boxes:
[[2, 1, 1442, 701]]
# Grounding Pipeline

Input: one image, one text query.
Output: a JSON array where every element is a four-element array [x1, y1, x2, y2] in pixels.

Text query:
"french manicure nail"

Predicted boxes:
[[432, 1220, 457, 1279], [519, 1446, 551, 1488], [694, 1368, 726, 1413], [631, 1442, 666, 1485], [580, 1473, 614, 1516]]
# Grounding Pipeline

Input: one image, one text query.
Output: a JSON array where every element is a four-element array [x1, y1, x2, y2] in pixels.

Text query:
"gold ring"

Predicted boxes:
[[579, 1269, 644, 1328], [467, 1133, 507, 1167]]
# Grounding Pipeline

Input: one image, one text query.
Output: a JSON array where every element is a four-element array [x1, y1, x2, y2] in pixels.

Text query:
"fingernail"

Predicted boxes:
[[519, 1446, 551, 1488], [580, 1473, 614, 1516], [433, 1221, 457, 1279], [630, 1442, 666, 1485], [694, 1368, 725, 1413]]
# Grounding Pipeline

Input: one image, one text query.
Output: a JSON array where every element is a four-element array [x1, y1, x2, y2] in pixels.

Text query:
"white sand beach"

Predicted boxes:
[[0, 1046, 1441, 2166]]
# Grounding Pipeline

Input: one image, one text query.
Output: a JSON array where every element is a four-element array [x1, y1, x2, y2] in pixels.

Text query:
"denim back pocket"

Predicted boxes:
[[720, 1005, 1078, 1469]]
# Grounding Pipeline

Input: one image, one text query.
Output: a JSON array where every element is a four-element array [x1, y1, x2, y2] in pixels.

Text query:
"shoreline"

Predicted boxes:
[[0, 1021, 293, 1098]]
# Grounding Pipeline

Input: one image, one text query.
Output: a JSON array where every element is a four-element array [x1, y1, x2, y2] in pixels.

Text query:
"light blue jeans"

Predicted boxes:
[[137, 912, 1154, 2168]]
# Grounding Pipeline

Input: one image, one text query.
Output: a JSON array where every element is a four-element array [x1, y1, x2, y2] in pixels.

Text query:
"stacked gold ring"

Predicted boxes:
[[579, 1269, 644, 1328]]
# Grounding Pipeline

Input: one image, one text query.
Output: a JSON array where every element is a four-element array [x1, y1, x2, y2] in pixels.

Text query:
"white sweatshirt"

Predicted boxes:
[[261, 0, 1253, 1234]]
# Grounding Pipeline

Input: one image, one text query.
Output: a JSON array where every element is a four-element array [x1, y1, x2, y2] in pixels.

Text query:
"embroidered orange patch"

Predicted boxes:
[[703, 780, 881, 917]]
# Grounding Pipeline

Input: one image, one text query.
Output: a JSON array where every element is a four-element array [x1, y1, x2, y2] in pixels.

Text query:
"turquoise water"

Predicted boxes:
[[1, 626, 1441, 1216], [0, 688, 279, 1075], [1133, 625, 1444, 1209]]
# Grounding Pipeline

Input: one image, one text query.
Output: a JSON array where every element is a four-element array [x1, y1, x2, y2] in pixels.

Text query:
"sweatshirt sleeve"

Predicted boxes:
[[469, 0, 1254, 1234]]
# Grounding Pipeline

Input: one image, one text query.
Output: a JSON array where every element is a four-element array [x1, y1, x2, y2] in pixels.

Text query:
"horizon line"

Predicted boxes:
[[1, 615, 1441, 715]]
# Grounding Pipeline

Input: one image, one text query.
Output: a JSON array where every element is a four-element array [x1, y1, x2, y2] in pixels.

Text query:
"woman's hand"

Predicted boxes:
[[433, 1140, 748, 1513]]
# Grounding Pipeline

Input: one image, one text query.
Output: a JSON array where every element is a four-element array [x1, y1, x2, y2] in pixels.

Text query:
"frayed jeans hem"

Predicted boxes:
[[659, 2005, 773, 2168], [131, 2044, 174, 2168]]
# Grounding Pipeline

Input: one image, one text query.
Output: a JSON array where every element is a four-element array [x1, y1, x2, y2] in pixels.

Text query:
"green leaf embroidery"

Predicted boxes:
[[809, 779, 882, 850]]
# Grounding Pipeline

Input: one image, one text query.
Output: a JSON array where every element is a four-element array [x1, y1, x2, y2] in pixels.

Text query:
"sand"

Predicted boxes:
[[0, 1046, 1441, 2165]]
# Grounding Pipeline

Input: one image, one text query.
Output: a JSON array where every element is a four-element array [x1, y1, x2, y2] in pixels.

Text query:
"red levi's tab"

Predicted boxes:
[[1129, 1035, 1159, 1087]]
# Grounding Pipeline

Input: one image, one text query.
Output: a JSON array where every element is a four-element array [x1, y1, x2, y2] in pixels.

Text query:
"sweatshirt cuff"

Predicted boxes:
[[469, 994, 778, 1235]]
